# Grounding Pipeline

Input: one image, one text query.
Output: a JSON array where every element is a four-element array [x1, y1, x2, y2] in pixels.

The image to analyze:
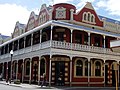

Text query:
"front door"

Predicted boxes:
[[55, 61, 65, 86]]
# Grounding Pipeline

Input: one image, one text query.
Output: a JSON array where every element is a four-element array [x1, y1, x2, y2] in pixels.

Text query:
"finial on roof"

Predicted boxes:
[[84, 1, 94, 10]]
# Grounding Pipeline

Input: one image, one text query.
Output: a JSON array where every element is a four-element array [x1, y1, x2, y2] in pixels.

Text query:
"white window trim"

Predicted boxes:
[[82, 12, 96, 24]]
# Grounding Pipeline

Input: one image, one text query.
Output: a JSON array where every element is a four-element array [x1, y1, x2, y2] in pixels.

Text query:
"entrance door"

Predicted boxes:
[[55, 61, 65, 86]]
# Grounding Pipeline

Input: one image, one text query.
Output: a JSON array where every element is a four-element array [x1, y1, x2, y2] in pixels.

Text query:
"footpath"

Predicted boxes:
[[0, 80, 57, 89]]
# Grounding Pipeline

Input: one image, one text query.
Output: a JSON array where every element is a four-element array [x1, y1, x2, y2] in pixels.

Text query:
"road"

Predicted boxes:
[[0, 84, 119, 90]]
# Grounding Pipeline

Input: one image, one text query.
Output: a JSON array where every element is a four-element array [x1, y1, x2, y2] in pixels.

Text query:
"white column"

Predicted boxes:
[[103, 35, 106, 48], [22, 60, 24, 83], [70, 57, 72, 86], [104, 61, 106, 87], [29, 59, 32, 84], [39, 30, 42, 48], [16, 61, 18, 80], [70, 9, 74, 20], [49, 56, 52, 86], [8, 44, 9, 53], [31, 33, 33, 46], [38, 57, 41, 85], [50, 25, 53, 46], [6, 62, 8, 81], [70, 29, 73, 86], [88, 58, 90, 86], [118, 61, 119, 85], [88, 32, 91, 46], [18, 40, 19, 50], [49, 25, 53, 87]]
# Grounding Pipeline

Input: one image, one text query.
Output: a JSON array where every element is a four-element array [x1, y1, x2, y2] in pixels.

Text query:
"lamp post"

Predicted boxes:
[[10, 50, 13, 83]]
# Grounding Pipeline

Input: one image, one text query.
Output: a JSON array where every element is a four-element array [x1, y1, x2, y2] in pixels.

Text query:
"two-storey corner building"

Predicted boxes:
[[0, 2, 120, 87]]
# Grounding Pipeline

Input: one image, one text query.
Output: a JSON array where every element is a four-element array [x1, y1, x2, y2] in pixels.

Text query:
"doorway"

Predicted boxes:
[[55, 61, 65, 86]]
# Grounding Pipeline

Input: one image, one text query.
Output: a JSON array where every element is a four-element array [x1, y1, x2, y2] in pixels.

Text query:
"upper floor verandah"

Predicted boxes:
[[0, 20, 120, 60]]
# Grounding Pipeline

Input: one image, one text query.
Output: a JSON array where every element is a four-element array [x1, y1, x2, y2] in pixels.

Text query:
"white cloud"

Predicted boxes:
[[48, 0, 73, 5], [96, 0, 120, 16], [76, 0, 95, 8], [0, 4, 31, 36]]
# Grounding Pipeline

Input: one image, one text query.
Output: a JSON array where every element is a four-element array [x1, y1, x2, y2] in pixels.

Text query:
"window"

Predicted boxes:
[[14, 40, 18, 51], [88, 13, 90, 21], [95, 61, 101, 76], [39, 13, 46, 24], [84, 13, 87, 20], [91, 15, 94, 22], [40, 59, 46, 76], [27, 18, 34, 30], [25, 35, 31, 47], [25, 61, 30, 75], [76, 60, 83, 76], [1, 46, 4, 55], [94, 37, 100, 47], [5, 45, 8, 54], [19, 38, 24, 49], [82, 12, 96, 24], [75, 33, 82, 44], [41, 32, 48, 42], [33, 31, 40, 45], [84, 34, 88, 45], [56, 7, 66, 19]]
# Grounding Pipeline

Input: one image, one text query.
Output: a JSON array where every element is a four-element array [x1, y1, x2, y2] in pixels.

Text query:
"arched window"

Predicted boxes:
[[43, 15, 46, 22], [84, 13, 87, 20], [25, 61, 30, 75], [88, 13, 90, 21], [85, 60, 88, 76], [95, 61, 101, 76], [76, 60, 83, 76], [40, 58, 46, 76], [91, 15, 94, 22], [91, 14, 95, 22], [41, 32, 48, 42]]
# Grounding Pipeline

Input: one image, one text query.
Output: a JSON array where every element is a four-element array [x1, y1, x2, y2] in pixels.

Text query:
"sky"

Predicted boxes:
[[0, 0, 120, 36]]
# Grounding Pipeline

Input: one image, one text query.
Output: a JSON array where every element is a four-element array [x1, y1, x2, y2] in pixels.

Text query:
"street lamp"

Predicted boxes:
[[10, 50, 13, 83]]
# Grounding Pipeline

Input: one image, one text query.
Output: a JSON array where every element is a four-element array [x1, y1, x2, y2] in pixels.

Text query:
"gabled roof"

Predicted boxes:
[[0, 34, 10, 40], [99, 15, 120, 24]]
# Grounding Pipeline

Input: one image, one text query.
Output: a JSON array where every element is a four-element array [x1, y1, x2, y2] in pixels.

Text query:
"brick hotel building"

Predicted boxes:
[[0, 2, 120, 87]]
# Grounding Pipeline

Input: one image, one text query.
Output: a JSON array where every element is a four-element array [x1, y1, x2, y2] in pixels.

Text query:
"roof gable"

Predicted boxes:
[[74, 2, 103, 27], [38, 4, 50, 25], [26, 11, 38, 32], [13, 21, 25, 38]]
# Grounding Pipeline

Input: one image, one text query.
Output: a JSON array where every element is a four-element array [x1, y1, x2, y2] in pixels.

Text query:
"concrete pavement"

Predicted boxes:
[[0, 80, 55, 89], [0, 80, 120, 90]]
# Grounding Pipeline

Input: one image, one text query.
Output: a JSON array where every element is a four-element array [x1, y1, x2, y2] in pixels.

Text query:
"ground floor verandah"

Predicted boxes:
[[0, 55, 119, 87]]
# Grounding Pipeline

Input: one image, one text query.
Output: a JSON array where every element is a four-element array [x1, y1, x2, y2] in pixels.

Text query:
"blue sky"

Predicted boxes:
[[0, 0, 120, 36]]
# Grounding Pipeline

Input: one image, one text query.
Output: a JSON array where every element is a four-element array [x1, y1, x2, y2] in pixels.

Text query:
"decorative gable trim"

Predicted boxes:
[[55, 7, 66, 19]]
